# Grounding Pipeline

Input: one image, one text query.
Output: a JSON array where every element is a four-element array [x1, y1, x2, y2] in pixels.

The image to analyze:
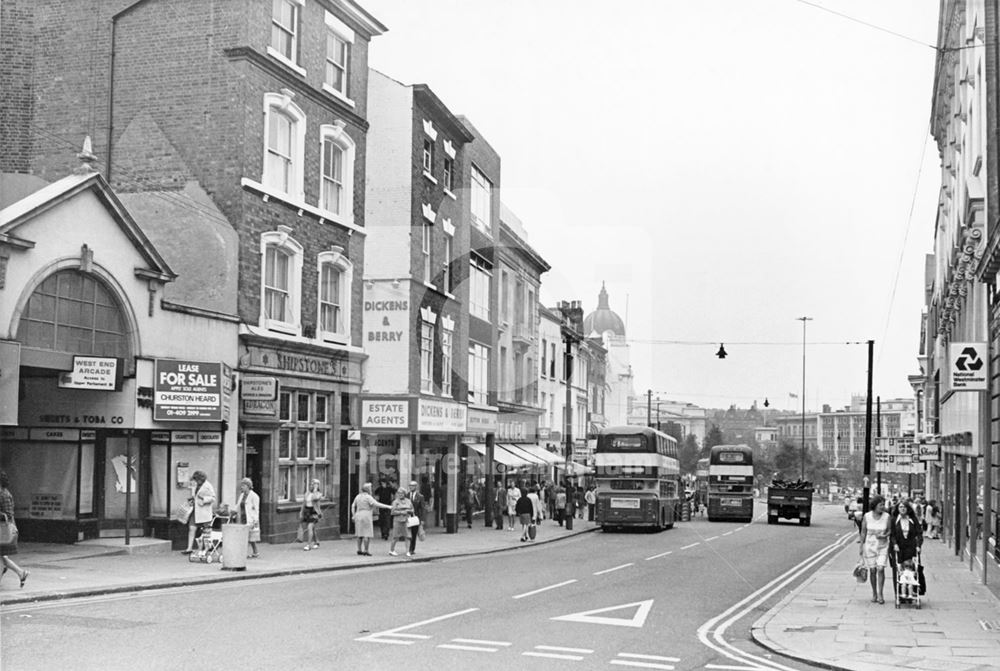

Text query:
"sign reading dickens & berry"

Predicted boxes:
[[417, 398, 467, 433], [362, 399, 409, 430], [154, 359, 223, 422]]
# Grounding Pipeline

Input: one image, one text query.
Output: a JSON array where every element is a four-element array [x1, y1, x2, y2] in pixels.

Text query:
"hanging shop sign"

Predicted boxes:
[[58, 356, 122, 391], [467, 407, 498, 434], [949, 342, 988, 391], [241, 376, 278, 401], [153, 359, 223, 422]]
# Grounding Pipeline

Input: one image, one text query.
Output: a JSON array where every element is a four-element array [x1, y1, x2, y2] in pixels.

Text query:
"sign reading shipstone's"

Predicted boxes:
[[949, 342, 988, 391], [154, 359, 222, 422]]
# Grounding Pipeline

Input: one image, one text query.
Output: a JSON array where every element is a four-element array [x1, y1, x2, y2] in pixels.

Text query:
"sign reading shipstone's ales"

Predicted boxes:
[[154, 359, 223, 422]]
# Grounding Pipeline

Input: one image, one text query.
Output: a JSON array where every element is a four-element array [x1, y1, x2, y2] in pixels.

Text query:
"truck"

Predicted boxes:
[[767, 480, 814, 526]]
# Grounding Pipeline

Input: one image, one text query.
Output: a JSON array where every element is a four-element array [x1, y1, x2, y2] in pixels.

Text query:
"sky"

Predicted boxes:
[[365, 0, 942, 412]]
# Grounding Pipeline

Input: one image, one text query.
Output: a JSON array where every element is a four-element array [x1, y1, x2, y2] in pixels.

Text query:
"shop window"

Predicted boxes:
[[277, 390, 333, 503], [16, 269, 131, 359]]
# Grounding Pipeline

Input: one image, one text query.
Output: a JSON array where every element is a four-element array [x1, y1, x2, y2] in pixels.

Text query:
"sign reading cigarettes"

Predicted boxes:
[[154, 359, 223, 421], [949, 342, 987, 391]]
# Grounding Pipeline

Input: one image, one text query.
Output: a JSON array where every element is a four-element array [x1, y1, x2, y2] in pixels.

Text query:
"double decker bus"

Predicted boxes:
[[593, 426, 682, 531], [694, 457, 710, 513], [707, 444, 754, 523]]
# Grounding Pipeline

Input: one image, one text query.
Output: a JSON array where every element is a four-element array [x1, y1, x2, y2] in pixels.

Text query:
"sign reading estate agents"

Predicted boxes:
[[154, 359, 223, 421]]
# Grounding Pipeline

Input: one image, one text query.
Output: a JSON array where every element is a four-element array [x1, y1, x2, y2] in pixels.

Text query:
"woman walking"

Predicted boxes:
[[891, 500, 923, 593], [0, 471, 28, 588], [388, 488, 414, 557], [860, 495, 891, 604], [181, 471, 216, 555], [300, 479, 323, 551], [352, 482, 391, 556], [506, 481, 521, 531], [235, 477, 261, 559]]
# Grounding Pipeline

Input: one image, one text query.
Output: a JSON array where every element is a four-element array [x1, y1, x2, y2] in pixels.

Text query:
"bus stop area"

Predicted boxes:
[[3, 514, 1000, 671]]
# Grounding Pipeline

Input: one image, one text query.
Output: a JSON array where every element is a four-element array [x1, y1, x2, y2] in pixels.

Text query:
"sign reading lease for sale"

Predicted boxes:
[[154, 359, 223, 422], [949, 342, 988, 391]]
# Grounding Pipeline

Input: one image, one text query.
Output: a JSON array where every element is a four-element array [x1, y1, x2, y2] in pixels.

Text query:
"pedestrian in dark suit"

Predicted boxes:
[[494, 480, 506, 530], [374, 478, 394, 540], [407, 480, 426, 557]]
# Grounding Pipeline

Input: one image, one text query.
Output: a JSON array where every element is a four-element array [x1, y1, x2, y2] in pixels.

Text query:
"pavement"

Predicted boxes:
[[3, 514, 1000, 671]]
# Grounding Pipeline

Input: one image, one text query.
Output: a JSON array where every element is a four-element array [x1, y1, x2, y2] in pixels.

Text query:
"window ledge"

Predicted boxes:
[[443, 188, 457, 201], [266, 47, 307, 77], [423, 281, 438, 291], [422, 171, 438, 185], [241, 178, 365, 236], [319, 333, 351, 347], [444, 291, 456, 301], [321, 83, 356, 108], [239, 322, 366, 355], [264, 320, 302, 337]]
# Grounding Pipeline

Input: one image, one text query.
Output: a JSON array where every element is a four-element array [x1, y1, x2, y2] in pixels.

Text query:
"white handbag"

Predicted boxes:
[[406, 515, 421, 528]]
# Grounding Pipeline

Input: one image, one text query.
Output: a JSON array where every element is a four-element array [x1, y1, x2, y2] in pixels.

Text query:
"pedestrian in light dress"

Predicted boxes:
[[0, 471, 28, 588], [181, 471, 216, 555], [234, 477, 261, 559], [352, 482, 392, 556], [860, 495, 890, 604], [506, 481, 521, 531], [389, 488, 413, 557], [299, 479, 323, 551]]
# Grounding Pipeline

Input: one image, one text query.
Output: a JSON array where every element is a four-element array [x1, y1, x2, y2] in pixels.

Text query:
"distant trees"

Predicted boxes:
[[702, 425, 725, 458], [679, 434, 700, 473]]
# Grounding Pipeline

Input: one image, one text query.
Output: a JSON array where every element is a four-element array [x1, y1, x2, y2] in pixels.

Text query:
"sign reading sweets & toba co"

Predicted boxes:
[[154, 359, 223, 422]]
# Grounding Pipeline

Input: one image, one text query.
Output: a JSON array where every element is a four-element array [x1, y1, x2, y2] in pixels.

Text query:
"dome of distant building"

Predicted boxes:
[[583, 282, 625, 337]]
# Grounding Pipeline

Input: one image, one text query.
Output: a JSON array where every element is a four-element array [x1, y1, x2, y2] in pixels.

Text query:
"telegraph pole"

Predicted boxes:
[[863, 340, 874, 513], [797, 317, 812, 480]]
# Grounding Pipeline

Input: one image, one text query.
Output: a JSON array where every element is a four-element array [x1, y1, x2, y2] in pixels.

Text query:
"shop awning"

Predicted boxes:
[[511, 443, 563, 466], [463, 442, 533, 467], [498, 443, 549, 467], [556, 461, 594, 475]]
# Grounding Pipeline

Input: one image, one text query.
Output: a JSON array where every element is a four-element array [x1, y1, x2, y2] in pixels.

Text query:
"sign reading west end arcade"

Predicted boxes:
[[949, 342, 988, 391], [153, 359, 223, 422]]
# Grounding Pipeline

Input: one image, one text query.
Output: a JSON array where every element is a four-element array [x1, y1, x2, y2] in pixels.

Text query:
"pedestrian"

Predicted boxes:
[[352, 482, 392, 557], [564, 482, 576, 521], [515, 488, 534, 542], [554, 486, 567, 526], [575, 485, 585, 519], [927, 500, 941, 539], [463, 480, 479, 528], [545, 481, 555, 520], [299, 478, 323, 551], [585, 485, 596, 521], [506, 481, 521, 531], [389, 487, 414, 556], [181, 470, 216, 556], [890, 499, 923, 596], [234, 477, 261, 559], [374, 478, 395, 540], [860, 494, 891, 604], [527, 485, 542, 527], [849, 497, 863, 539], [0, 471, 29, 588], [493, 480, 506, 530], [407, 480, 426, 557]]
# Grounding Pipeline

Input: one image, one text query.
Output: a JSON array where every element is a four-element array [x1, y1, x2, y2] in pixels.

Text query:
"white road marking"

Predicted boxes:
[[552, 599, 654, 628], [594, 562, 634, 575], [705, 536, 719, 542], [681, 542, 700, 550], [645, 550, 673, 560], [356, 606, 478, 644], [617, 653, 681, 662], [512, 579, 577, 599], [523, 651, 584, 661], [722, 531, 733, 536], [451, 638, 511, 646], [536, 645, 594, 653], [609, 660, 675, 670], [705, 665, 765, 670], [437, 643, 498, 652]]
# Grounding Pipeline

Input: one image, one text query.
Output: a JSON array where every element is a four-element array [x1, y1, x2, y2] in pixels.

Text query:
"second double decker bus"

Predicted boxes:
[[707, 444, 754, 523], [593, 426, 682, 531]]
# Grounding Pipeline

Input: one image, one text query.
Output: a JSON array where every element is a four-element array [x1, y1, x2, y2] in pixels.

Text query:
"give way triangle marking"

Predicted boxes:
[[551, 599, 653, 628]]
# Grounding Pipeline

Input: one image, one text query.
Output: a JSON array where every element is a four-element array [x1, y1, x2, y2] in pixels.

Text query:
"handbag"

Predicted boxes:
[[852, 560, 869, 583], [406, 515, 421, 528], [917, 564, 927, 595], [173, 501, 193, 524], [0, 517, 18, 545]]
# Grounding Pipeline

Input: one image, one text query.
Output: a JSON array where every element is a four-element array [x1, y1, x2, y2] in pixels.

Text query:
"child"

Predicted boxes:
[[898, 559, 919, 598]]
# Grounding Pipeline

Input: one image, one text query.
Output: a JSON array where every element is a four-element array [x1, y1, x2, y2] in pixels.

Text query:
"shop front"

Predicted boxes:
[[361, 395, 466, 533], [237, 335, 364, 543]]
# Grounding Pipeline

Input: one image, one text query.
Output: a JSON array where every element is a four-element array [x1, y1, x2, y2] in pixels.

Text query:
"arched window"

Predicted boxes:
[[319, 123, 355, 224], [316, 249, 352, 344], [16, 270, 131, 359]]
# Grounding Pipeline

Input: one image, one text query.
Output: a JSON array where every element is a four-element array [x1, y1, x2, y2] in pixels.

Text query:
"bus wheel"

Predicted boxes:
[[767, 516, 776, 524], [801, 518, 810, 527]]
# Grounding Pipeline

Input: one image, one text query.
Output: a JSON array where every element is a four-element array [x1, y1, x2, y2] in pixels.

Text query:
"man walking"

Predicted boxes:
[[407, 480, 426, 557], [493, 480, 505, 530], [374, 478, 394, 540]]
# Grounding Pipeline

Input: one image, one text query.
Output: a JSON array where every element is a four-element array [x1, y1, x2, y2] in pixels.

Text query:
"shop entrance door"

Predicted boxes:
[[244, 434, 266, 495], [99, 434, 144, 537]]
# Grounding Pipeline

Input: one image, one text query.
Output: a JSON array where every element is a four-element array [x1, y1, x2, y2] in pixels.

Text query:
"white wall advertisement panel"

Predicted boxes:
[[362, 281, 410, 394]]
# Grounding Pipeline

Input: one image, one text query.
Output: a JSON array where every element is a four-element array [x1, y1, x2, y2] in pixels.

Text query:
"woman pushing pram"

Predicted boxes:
[[890, 499, 924, 607]]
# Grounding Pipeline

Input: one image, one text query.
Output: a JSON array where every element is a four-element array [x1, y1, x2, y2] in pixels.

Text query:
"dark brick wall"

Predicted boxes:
[[0, 0, 36, 173]]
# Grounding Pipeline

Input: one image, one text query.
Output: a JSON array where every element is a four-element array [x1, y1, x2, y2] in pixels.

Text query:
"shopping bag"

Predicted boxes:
[[417, 524, 426, 541], [0, 518, 18, 545], [406, 515, 421, 528], [528, 523, 537, 540], [852, 560, 869, 583], [173, 501, 193, 524], [918, 565, 927, 596]]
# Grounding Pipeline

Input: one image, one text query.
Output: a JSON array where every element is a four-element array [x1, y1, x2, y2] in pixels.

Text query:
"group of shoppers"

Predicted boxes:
[[351, 480, 426, 558], [492, 479, 595, 531], [858, 494, 925, 604]]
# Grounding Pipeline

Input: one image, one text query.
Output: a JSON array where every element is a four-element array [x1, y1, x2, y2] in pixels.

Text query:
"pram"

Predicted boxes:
[[189, 512, 232, 564], [893, 548, 923, 609]]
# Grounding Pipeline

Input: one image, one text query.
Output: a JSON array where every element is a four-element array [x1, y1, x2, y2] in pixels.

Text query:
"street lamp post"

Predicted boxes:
[[797, 317, 812, 481]]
